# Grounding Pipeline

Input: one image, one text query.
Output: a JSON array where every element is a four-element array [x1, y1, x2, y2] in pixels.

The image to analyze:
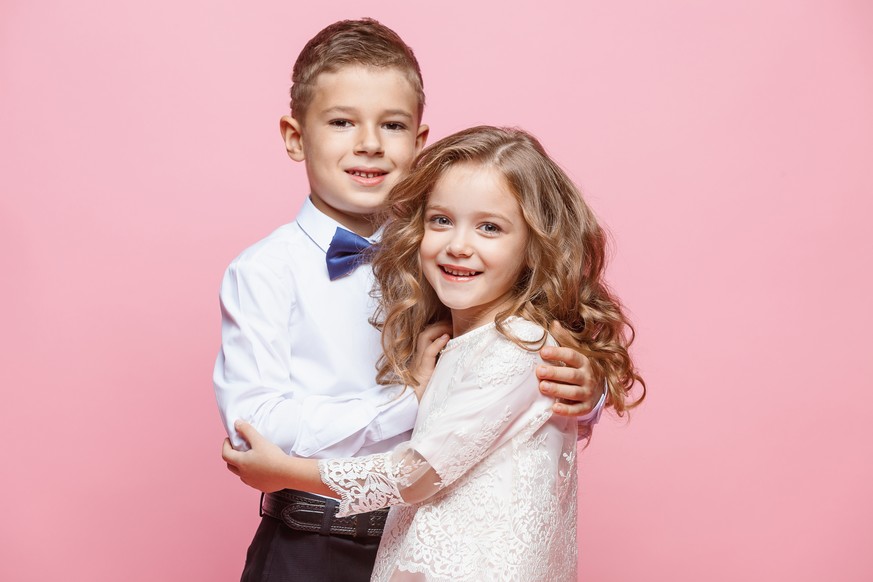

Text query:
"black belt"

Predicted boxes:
[[260, 489, 388, 538]]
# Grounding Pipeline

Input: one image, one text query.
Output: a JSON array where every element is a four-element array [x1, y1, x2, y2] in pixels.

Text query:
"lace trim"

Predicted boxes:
[[319, 452, 425, 517]]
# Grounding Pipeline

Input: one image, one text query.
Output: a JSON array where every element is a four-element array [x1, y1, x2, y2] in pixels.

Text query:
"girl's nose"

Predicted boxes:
[[446, 235, 472, 257]]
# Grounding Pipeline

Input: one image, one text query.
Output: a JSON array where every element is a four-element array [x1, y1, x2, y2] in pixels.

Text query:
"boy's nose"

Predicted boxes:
[[355, 126, 384, 156]]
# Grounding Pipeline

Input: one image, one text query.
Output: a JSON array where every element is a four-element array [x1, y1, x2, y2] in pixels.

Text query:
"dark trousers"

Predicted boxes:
[[240, 514, 381, 582]]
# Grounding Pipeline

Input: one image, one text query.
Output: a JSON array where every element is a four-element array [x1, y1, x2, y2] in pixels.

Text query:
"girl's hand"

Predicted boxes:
[[410, 321, 452, 400], [222, 420, 292, 493]]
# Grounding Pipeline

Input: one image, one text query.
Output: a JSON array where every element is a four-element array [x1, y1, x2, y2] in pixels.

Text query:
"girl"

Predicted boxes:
[[224, 126, 644, 581]]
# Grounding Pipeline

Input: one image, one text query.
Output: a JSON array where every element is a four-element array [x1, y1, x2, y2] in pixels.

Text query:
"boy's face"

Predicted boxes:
[[281, 65, 429, 237]]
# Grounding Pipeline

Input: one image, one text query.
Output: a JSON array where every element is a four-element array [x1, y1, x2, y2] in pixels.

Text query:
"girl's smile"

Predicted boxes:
[[438, 264, 481, 280]]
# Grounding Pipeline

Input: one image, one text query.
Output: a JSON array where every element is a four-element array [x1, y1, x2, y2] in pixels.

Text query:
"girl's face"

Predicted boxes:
[[419, 162, 530, 336]]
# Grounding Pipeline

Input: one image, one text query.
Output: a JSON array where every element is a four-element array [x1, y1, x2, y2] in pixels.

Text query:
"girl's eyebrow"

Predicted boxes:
[[478, 211, 514, 224], [425, 203, 513, 224]]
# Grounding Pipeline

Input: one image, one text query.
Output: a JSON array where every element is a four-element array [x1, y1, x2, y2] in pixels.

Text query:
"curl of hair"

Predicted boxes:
[[371, 126, 645, 415]]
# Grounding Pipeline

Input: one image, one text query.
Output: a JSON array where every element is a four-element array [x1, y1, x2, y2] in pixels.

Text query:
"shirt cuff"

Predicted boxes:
[[370, 387, 420, 442], [576, 379, 607, 425]]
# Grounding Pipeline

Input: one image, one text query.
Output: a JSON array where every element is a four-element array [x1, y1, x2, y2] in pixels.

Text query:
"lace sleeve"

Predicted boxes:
[[318, 443, 435, 517]]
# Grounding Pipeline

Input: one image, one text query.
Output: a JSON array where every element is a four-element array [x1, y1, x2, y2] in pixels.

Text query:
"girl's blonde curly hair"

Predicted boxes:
[[371, 126, 644, 414]]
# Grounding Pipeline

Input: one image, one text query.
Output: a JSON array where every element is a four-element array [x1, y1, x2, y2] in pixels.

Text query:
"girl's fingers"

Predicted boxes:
[[417, 322, 452, 347], [423, 334, 450, 358], [233, 419, 264, 448]]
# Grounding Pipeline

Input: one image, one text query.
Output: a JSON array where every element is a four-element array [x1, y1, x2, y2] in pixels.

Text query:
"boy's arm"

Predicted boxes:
[[214, 259, 419, 458]]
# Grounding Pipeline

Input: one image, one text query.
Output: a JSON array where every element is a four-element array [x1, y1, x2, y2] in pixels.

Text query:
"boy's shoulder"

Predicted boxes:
[[227, 198, 344, 272], [228, 222, 300, 265], [223, 219, 320, 285]]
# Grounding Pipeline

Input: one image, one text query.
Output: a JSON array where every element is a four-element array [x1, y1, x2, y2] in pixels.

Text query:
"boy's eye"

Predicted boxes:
[[383, 122, 407, 131], [329, 119, 353, 128]]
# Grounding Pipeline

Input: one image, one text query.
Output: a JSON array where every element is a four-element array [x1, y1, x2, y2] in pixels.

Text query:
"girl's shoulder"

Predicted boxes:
[[443, 317, 553, 369], [461, 318, 552, 390], [502, 317, 553, 347]]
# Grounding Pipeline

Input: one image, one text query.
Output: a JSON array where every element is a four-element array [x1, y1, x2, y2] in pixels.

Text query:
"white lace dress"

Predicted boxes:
[[318, 318, 578, 582]]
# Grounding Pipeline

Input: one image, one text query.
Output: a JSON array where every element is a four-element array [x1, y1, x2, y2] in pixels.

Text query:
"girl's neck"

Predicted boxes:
[[450, 297, 514, 337]]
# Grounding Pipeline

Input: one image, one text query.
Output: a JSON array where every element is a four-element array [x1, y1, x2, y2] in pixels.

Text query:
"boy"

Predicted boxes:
[[214, 18, 604, 582]]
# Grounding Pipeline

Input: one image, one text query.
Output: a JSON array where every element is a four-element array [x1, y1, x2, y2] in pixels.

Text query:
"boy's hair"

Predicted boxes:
[[371, 126, 645, 415], [290, 18, 425, 121]]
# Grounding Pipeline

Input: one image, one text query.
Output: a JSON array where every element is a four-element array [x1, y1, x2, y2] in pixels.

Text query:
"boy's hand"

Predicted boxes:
[[537, 321, 603, 417], [410, 321, 451, 400], [222, 420, 290, 493]]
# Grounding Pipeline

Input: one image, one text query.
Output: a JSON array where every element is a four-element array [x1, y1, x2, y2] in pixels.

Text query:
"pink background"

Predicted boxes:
[[2, 1, 872, 580]]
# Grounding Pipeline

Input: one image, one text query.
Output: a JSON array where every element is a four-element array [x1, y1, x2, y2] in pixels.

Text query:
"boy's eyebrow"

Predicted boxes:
[[382, 109, 414, 120], [322, 106, 414, 121]]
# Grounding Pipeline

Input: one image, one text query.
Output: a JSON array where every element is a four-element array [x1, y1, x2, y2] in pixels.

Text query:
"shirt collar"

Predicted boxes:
[[296, 196, 382, 254]]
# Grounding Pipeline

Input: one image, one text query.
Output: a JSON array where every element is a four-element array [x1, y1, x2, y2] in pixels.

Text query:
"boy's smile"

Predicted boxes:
[[419, 163, 530, 337], [281, 66, 428, 237]]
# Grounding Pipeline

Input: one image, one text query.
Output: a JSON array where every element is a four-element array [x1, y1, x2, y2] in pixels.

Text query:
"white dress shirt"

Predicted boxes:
[[214, 197, 419, 459]]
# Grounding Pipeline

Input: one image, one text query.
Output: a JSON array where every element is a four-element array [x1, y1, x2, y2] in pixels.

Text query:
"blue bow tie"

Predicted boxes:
[[325, 227, 374, 280]]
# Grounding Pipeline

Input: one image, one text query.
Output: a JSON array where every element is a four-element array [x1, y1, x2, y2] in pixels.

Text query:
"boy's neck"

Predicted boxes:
[[309, 194, 378, 238]]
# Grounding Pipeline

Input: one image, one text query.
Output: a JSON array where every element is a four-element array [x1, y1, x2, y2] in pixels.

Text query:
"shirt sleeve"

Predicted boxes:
[[213, 258, 419, 457], [319, 331, 562, 517]]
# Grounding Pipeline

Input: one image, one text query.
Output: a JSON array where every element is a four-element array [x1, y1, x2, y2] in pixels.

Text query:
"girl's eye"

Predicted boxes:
[[383, 122, 407, 131], [429, 215, 451, 226], [329, 119, 353, 128], [480, 223, 501, 234]]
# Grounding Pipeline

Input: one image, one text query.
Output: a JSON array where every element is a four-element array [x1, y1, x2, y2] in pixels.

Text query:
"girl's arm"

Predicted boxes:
[[222, 420, 335, 497], [224, 325, 571, 517]]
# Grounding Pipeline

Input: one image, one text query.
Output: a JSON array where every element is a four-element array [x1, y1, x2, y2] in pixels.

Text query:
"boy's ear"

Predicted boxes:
[[414, 123, 430, 157], [280, 115, 305, 162]]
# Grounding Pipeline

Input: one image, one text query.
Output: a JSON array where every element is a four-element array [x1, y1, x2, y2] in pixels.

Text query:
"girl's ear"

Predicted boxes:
[[280, 115, 305, 162]]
